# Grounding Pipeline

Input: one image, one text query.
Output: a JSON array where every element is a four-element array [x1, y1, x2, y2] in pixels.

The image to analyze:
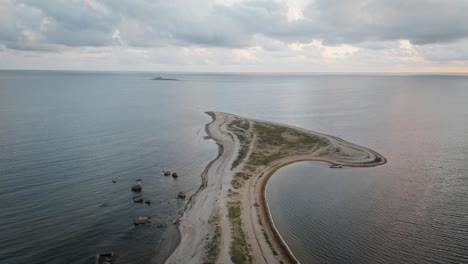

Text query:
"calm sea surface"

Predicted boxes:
[[0, 71, 467, 263]]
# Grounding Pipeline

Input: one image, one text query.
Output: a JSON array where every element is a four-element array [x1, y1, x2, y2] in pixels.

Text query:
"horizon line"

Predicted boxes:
[[1, 68, 467, 75]]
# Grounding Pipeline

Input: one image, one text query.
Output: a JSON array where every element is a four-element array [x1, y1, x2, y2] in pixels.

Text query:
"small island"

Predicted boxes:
[[151, 77, 179, 81], [165, 112, 386, 264]]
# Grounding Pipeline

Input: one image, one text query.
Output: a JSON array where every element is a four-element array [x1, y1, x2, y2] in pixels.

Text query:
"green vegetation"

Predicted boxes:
[[228, 202, 252, 264], [204, 213, 221, 264], [228, 119, 252, 169], [230, 119, 250, 131], [231, 172, 252, 189], [232, 170, 254, 190], [228, 118, 330, 168], [254, 123, 328, 146], [232, 144, 249, 169], [248, 122, 330, 166], [223, 117, 336, 264], [262, 229, 278, 256], [238, 172, 250, 181], [248, 152, 286, 166]]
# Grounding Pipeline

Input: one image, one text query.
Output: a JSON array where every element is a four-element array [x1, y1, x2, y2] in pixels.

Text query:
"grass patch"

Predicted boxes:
[[228, 119, 252, 170], [235, 172, 250, 180], [248, 152, 286, 166], [229, 119, 250, 130], [247, 122, 330, 166], [228, 204, 241, 219], [231, 172, 252, 189], [228, 202, 252, 264], [204, 213, 221, 264], [232, 144, 249, 169], [263, 230, 278, 256], [254, 123, 328, 147]]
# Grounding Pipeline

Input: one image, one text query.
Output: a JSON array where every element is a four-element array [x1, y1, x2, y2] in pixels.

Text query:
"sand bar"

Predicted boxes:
[[165, 112, 386, 264]]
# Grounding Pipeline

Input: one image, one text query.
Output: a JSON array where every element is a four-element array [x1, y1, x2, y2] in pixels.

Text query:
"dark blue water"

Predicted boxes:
[[1, 71, 467, 263]]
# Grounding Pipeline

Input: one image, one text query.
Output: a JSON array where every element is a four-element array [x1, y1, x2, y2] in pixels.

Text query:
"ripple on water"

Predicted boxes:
[[267, 160, 468, 264]]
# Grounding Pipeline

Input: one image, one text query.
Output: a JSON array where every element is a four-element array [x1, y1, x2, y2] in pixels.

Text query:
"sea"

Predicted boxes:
[[0, 70, 467, 264]]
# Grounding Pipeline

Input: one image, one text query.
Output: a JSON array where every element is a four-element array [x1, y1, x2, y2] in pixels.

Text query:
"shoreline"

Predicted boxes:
[[165, 111, 241, 263], [165, 111, 387, 264], [256, 156, 387, 264], [162, 112, 224, 263], [247, 118, 387, 264]]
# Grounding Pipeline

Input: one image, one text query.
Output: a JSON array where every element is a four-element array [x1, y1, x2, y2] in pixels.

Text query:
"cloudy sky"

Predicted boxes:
[[1, 0, 468, 72]]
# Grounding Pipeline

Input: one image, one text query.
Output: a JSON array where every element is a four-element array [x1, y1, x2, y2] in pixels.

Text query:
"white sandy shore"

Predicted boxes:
[[165, 112, 386, 264]]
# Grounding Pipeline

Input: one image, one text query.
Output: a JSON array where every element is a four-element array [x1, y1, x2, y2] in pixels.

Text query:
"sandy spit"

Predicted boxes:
[[165, 112, 387, 264], [165, 112, 239, 263]]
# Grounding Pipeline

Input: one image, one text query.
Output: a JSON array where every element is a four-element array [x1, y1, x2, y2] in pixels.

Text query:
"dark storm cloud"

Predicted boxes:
[[1, 0, 468, 53]]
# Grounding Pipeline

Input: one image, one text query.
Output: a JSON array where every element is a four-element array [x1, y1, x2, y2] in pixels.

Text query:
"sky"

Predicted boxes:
[[1, 0, 468, 72]]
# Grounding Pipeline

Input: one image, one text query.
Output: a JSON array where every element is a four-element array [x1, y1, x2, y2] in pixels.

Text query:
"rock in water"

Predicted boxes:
[[95, 251, 114, 264], [178, 191, 186, 199], [133, 216, 152, 225], [133, 194, 144, 203], [131, 184, 142, 192]]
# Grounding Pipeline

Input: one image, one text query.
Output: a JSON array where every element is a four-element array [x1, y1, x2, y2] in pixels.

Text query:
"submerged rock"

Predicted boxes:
[[133, 194, 144, 203], [133, 216, 152, 225], [178, 191, 186, 199], [144, 199, 151, 204], [95, 251, 114, 264]]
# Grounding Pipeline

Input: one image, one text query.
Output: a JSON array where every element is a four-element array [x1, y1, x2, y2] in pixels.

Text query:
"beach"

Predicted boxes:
[[165, 111, 386, 264]]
